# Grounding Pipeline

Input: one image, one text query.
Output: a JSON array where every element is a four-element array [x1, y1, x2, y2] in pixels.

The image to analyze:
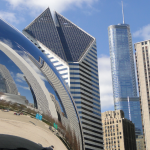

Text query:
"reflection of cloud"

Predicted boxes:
[[10, 71, 15, 78], [1, 39, 13, 48], [16, 84, 30, 90], [22, 54, 47, 82], [16, 73, 24, 83], [98, 55, 114, 112]]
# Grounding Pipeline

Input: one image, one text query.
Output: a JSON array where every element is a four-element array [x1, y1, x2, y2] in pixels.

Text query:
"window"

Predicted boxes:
[[142, 42, 144, 45], [145, 41, 147, 45]]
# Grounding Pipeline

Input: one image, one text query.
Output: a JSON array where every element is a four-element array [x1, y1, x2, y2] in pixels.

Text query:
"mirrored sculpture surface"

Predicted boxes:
[[0, 18, 83, 150]]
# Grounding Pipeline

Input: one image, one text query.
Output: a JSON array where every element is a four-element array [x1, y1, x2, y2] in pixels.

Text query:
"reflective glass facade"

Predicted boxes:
[[115, 97, 143, 137], [108, 24, 143, 143], [108, 24, 137, 98]]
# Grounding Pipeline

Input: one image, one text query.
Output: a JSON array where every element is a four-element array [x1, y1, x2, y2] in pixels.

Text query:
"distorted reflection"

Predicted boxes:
[[0, 18, 82, 150]]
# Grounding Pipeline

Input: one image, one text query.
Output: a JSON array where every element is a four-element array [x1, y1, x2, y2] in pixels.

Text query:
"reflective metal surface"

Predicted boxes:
[[0, 18, 83, 150]]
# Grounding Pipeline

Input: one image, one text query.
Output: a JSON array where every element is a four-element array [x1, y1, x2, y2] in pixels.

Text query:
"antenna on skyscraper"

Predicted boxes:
[[122, 1, 125, 24]]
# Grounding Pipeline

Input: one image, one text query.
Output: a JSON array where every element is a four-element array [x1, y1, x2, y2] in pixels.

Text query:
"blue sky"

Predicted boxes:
[[0, 0, 149, 112]]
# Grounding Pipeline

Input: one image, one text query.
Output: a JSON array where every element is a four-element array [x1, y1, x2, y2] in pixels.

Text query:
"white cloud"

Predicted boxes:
[[16, 84, 30, 90], [15, 73, 24, 83], [0, 11, 20, 24], [133, 24, 150, 40], [98, 55, 114, 112], [2, 39, 13, 48], [22, 54, 47, 82], [5, 0, 98, 16]]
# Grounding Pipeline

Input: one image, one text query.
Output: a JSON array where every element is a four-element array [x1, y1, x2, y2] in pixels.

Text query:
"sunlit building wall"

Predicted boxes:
[[102, 110, 137, 150], [134, 40, 150, 150]]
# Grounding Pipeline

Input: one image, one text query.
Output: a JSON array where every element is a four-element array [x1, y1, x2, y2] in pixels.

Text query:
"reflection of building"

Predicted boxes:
[[24, 76, 37, 109], [23, 8, 103, 150], [108, 23, 143, 149], [134, 40, 150, 150], [0, 92, 28, 106], [50, 93, 70, 127], [0, 64, 18, 95], [0, 18, 83, 150], [102, 110, 137, 150], [28, 103, 34, 108]]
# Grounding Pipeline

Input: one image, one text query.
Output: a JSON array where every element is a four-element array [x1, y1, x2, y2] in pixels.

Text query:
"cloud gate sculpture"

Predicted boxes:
[[0, 18, 83, 150]]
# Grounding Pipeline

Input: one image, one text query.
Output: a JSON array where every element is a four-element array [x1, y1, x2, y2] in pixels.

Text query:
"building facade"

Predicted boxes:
[[108, 24, 144, 149], [0, 92, 28, 106], [0, 64, 18, 95], [23, 8, 103, 150], [134, 40, 150, 150], [102, 110, 137, 150]]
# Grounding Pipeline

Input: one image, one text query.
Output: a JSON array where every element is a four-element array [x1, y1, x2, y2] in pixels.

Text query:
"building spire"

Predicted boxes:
[[122, 1, 125, 24]]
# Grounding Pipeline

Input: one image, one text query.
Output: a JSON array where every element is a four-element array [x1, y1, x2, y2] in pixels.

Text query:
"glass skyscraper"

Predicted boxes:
[[23, 8, 103, 150], [108, 24, 144, 149]]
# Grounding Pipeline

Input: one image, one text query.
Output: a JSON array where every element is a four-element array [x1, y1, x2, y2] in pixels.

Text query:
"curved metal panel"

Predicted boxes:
[[0, 18, 83, 149]]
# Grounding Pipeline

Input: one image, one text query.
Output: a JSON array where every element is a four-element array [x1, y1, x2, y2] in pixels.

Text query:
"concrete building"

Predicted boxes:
[[0, 64, 18, 95], [102, 110, 137, 150], [0, 92, 28, 106], [22, 8, 103, 150], [134, 40, 150, 150]]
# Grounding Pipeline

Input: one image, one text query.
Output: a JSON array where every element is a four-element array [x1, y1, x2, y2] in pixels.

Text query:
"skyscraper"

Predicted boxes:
[[0, 64, 18, 95], [108, 13, 144, 150], [23, 8, 103, 150], [134, 40, 150, 150]]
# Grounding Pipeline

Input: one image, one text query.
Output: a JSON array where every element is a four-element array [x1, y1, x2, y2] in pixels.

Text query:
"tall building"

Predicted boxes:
[[108, 22, 144, 148], [134, 40, 150, 150], [102, 110, 137, 150], [23, 8, 103, 150], [0, 64, 18, 95]]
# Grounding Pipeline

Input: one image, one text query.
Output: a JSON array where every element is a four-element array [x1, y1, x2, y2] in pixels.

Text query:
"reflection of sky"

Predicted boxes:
[[12, 49, 65, 115], [0, 19, 68, 115], [20, 51, 66, 115], [0, 50, 34, 103]]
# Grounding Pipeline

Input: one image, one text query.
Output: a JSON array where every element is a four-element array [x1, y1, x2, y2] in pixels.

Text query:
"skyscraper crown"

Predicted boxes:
[[23, 8, 95, 62]]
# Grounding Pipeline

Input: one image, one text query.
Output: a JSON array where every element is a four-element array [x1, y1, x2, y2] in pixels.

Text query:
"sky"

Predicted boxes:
[[0, 0, 150, 112]]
